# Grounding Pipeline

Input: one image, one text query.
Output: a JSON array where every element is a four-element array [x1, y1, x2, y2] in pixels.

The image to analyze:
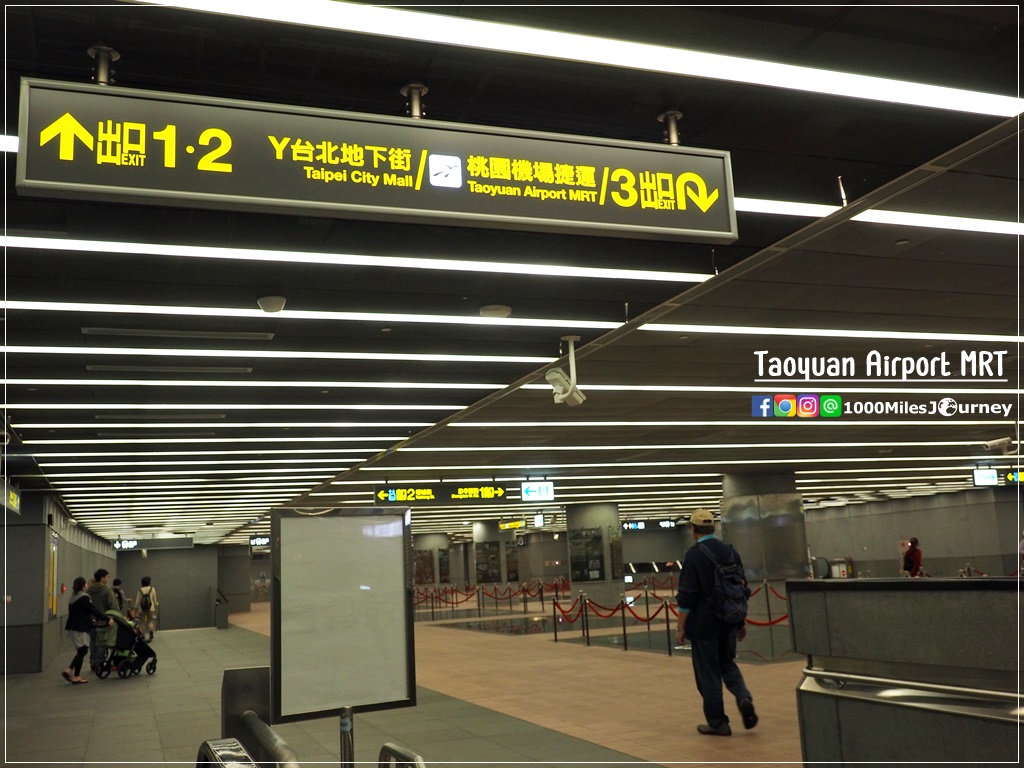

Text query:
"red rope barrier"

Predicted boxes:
[[744, 614, 789, 626], [585, 599, 622, 619], [748, 584, 763, 598], [768, 585, 788, 601], [553, 598, 583, 622], [624, 601, 665, 623]]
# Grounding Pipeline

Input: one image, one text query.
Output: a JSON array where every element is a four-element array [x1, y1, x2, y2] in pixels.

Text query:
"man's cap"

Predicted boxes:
[[689, 509, 716, 526]]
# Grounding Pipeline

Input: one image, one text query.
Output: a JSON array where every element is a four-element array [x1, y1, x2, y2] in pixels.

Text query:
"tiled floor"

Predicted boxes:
[[4, 603, 805, 766]]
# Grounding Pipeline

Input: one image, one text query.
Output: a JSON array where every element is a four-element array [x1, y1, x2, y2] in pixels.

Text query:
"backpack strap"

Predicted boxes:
[[697, 541, 735, 565]]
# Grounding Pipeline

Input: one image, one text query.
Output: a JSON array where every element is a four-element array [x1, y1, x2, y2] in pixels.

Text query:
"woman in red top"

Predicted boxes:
[[901, 537, 922, 577]]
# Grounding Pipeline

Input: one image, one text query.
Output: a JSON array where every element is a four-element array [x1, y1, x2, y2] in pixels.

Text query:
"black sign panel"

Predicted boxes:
[[17, 78, 736, 243], [374, 482, 513, 505]]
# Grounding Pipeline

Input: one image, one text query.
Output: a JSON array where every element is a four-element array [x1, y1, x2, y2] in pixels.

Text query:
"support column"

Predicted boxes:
[[471, 521, 515, 585], [564, 503, 624, 607], [412, 533, 449, 586], [721, 473, 809, 637]]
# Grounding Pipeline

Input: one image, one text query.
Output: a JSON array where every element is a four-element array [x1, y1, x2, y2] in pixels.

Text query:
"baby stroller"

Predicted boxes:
[[96, 610, 157, 679]]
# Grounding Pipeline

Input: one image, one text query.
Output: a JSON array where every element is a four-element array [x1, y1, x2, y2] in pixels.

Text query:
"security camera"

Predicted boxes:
[[545, 367, 586, 406], [982, 437, 1013, 453]]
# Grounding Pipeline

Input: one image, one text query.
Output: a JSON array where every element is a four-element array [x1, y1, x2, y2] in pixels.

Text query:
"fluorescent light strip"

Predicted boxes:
[[357, 454, 1000, 472], [50, 475, 330, 486], [450, 420, 1011, 428], [401, 440, 978, 452], [24, 437, 406, 445], [853, 209, 1023, 235], [1, 300, 621, 331], [43, 468, 341, 478], [5, 402, 464, 411], [22, 448, 376, 458], [3, 344, 552, 365], [12, 421, 432, 429], [637, 324, 1022, 344], [68, 498, 289, 510], [0, 236, 708, 284], [63, 489, 312, 500], [735, 199, 1023, 236], [140, 2, 1023, 116], [7, 378, 505, 391], [516, 384, 1020, 394], [57, 481, 315, 492], [38, 458, 363, 468]]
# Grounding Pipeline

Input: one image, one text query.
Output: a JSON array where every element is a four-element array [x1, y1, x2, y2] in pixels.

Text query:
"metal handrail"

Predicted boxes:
[[378, 742, 427, 768], [239, 710, 301, 768], [196, 737, 258, 767], [804, 668, 1021, 702]]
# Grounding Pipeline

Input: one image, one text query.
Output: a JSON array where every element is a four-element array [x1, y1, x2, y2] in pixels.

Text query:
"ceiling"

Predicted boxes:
[[3, 2, 1020, 546]]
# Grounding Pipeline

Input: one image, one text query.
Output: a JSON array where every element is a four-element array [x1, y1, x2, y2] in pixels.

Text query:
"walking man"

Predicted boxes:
[[675, 509, 758, 736]]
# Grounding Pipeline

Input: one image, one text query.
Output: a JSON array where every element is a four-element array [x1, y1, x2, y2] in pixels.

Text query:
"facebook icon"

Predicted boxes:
[[752, 396, 773, 418]]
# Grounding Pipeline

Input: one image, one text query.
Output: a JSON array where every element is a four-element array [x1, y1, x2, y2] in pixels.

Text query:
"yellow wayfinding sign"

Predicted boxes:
[[18, 78, 736, 243], [375, 483, 510, 505]]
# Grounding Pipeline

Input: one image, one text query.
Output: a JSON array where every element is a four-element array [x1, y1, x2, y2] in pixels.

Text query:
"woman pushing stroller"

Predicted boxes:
[[63, 576, 114, 684]]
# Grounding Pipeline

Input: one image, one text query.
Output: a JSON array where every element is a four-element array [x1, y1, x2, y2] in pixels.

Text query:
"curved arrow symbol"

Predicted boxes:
[[676, 172, 719, 213]]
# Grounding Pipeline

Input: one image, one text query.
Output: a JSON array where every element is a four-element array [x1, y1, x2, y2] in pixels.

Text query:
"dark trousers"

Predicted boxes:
[[689, 630, 752, 728]]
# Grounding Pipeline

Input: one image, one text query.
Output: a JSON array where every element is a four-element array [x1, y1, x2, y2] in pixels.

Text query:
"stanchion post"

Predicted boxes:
[[665, 599, 673, 657], [477, 585, 482, 618], [339, 706, 354, 768], [620, 596, 628, 651], [582, 592, 590, 647], [429, 588, 436, 621], [552, 597, 558, 642], [539, 579, 546, 610], [644, 586, 651, 637]]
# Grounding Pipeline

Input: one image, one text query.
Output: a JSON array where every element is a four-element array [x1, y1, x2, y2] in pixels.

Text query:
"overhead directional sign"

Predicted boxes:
[[520, 481, 555, 502], [18, 78, 737, 243], [375, 483, 511, 506], [112, 537, 194, 551]]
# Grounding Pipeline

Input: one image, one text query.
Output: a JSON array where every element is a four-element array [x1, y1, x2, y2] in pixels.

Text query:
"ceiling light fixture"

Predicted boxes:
[[2, 299, 621, 331], [4, 344, 553, 365], [139, 1, 1023, 116], [7, 378, 505, 391], [0, 236, 710, 284]]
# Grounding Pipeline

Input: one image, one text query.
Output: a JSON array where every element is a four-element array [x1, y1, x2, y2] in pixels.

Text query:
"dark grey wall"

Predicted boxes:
[[5, 494, 116, 674], [805, 487, 1021, 578], [218, 545, 252, 613], [115, 546, 219, 629]]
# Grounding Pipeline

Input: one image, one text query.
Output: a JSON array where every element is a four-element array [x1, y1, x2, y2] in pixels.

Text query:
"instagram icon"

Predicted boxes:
[[796, 394, 819, 417]]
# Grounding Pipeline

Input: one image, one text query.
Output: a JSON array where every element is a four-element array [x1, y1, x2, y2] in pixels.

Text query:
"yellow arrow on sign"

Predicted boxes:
[[495, 487, 504, 497], [377, 490, 389, 500], [39, 112, 94, 161], [677, 172, 719, 213]]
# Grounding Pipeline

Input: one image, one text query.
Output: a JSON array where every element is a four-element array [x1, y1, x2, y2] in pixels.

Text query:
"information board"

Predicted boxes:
[[271, 509, 415, 722], [18, 78, 736, 243]]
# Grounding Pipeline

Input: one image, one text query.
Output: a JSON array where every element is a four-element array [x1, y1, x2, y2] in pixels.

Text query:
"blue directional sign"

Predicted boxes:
[[520, 481, 555, 502]]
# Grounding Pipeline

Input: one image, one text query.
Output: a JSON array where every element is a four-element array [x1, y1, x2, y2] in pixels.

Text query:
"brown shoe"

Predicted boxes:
[[697, 722, 732, 736]]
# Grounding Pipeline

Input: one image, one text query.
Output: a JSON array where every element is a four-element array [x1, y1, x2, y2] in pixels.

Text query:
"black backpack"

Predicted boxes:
[[140, 590, 152, 612], [697, 543, 750, 624]]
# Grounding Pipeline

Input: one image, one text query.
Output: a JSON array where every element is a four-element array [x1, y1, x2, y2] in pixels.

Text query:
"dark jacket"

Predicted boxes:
[[64, 592, 109, 632], [85, 580, 119, 614], [676, 535, 747, 639]]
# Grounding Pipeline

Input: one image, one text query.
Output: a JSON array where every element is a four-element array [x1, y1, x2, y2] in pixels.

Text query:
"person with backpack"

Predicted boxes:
[[135, 576, 158, 642], [674, 508, 758, 737]]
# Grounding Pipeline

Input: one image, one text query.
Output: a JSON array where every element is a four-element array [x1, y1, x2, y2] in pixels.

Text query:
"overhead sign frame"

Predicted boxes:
[[17, 78, 737, 243]]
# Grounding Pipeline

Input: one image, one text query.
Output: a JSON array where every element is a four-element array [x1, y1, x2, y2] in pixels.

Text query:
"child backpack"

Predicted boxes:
[[140, 589, 152, 612], [697, 543, 750, 624]]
